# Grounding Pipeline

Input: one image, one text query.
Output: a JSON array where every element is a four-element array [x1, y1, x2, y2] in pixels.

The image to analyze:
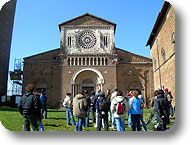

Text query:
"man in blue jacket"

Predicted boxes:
[[40, 89, 48, 119]]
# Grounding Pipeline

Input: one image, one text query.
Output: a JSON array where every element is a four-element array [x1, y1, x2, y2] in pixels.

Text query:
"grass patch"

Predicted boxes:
[[0, 108, 175, 131]]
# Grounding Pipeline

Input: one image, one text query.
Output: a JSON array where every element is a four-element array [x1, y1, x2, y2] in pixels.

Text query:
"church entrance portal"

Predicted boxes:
[[71, 68, 105, 97], [81, 78, 95, 96]]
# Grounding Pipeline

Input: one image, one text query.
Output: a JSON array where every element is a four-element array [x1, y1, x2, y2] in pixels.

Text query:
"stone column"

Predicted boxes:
[[100, 57, 102, 66], [89, 58, 91, 65], [85, 57, 87, 65], [72, 84, 74, 98], [81, 57, 83, 65], [93, 58, 95, 65], [74, 58, 76, 66], [96, 57, 98, 66], [70, 57, 72, 66], [77, 57, 79, 66]]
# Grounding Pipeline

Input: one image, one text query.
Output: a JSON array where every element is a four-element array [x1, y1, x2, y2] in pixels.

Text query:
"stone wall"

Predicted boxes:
[[150, 5, 175, 106], [0, 0, 17, 97]]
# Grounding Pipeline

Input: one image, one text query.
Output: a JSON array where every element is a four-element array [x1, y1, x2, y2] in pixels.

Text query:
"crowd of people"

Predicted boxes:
[[17, 84, 174, 131]]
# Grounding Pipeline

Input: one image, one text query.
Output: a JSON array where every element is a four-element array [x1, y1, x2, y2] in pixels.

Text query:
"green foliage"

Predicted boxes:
[[0, 108, 175, 131]]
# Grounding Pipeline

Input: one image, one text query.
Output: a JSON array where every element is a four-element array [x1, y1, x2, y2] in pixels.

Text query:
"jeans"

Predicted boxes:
[[131, 114, 141, 131], [155, 113, 166, 131], [111, 113, 115, 128], [23, 115, 39, 131], [39, 120, 44, 131], [75, 117, 84, 131], [140, 113, 147, 131], [146, 113, 157, 125], [128, 110, 131, 128], [169, 103, 174, 117], [31, 120, 44, 131], [86, 107, 90, 127], [108, 112, 111, 121], [97, 114, 108, 131], [90, 106, 95, 123], [115, 118, 125, 131], [41, 104, 47, 119], [66, 108, 75, 125]]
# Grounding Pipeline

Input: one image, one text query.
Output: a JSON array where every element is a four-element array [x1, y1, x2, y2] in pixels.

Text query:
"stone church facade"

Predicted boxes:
[[23, 13, 153, 108]]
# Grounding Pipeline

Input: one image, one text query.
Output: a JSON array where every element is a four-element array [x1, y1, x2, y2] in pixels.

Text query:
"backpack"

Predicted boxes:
[[63, 98, 69, 108], [116, 99, 125, 115], [98, 98, 109, 112], [78, 99, 86, 111]]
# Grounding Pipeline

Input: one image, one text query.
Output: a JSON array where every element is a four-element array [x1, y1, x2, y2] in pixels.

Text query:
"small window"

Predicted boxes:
[[67, 36, 72, 47], [153, 57, 157, 70], [171, 32, 175, 43], [161, 47, 166, 62], [104, 36, 108, 46]]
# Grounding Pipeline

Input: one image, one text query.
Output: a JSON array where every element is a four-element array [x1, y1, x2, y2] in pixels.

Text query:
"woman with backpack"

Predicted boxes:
[[111, 91, 128, 131]]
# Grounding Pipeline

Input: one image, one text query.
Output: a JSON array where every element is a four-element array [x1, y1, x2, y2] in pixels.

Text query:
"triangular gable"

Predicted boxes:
[[59, 13, 116, 30]]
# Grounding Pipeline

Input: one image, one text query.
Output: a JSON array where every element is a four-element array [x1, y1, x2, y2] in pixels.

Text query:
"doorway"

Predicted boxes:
[[81, 78, 95, 96]]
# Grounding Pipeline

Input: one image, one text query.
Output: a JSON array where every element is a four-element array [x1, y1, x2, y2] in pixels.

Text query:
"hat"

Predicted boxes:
[[164, 88, 168, 92], [99, 91, 105, 97]]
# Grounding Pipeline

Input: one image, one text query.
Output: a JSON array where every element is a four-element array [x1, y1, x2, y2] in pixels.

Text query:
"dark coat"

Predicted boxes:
[[155, 90, 170, 121], [95, 97, 110, 115], [18, 92, 41, 116]]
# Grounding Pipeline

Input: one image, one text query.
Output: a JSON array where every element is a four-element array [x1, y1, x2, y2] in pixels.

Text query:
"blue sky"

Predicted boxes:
[[9, 0, 165, 71]]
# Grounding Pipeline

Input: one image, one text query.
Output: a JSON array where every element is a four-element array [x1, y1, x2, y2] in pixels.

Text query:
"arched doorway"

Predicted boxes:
[[81, 78, 95, 96], [71, 68, 105, 97]]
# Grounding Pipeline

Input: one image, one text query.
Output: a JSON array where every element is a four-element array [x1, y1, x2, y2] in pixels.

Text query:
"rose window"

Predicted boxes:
[[78, 31, 97, 49]]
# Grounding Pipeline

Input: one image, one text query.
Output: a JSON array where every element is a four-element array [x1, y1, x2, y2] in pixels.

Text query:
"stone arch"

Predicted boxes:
[[71, 67, 104, 84], [71, 67, 105, 97]]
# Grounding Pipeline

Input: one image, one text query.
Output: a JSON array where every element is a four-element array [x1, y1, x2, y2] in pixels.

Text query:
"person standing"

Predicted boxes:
[[138, 90, 147, 131], [63, 92, 75, 126], [106, 89, 111, 121], [110, 88, 118, 130], [155, 90, 170, 131], [84, 90, 91, 127], [164, 88, 174, 119], [95, 91, 110, 131], [111, 91, 128, 131], [126, 91, 133, 128], [18, 84, 41, 131], [93, 90, 101, 128], [128, 90, 142, 131], [90, 91, 96, 125], [146, 90, 158, 125], [73, 90, 88, 131], [33, 90, 44, 131], [40, 89, 48, 119]]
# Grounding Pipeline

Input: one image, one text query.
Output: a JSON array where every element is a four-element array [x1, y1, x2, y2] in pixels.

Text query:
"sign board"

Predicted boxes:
[[1, 96, 6, 102], [15, 96, 21, 104]]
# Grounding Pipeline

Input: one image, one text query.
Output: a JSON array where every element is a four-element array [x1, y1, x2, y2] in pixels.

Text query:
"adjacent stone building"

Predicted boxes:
[[0, 0, 17, 98], [146, 1, 175, 107], [23, 13, 153, 108]]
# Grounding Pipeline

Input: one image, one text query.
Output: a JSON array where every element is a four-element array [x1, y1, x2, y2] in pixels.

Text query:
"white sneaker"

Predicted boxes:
[[94, 124, 97, 128]]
